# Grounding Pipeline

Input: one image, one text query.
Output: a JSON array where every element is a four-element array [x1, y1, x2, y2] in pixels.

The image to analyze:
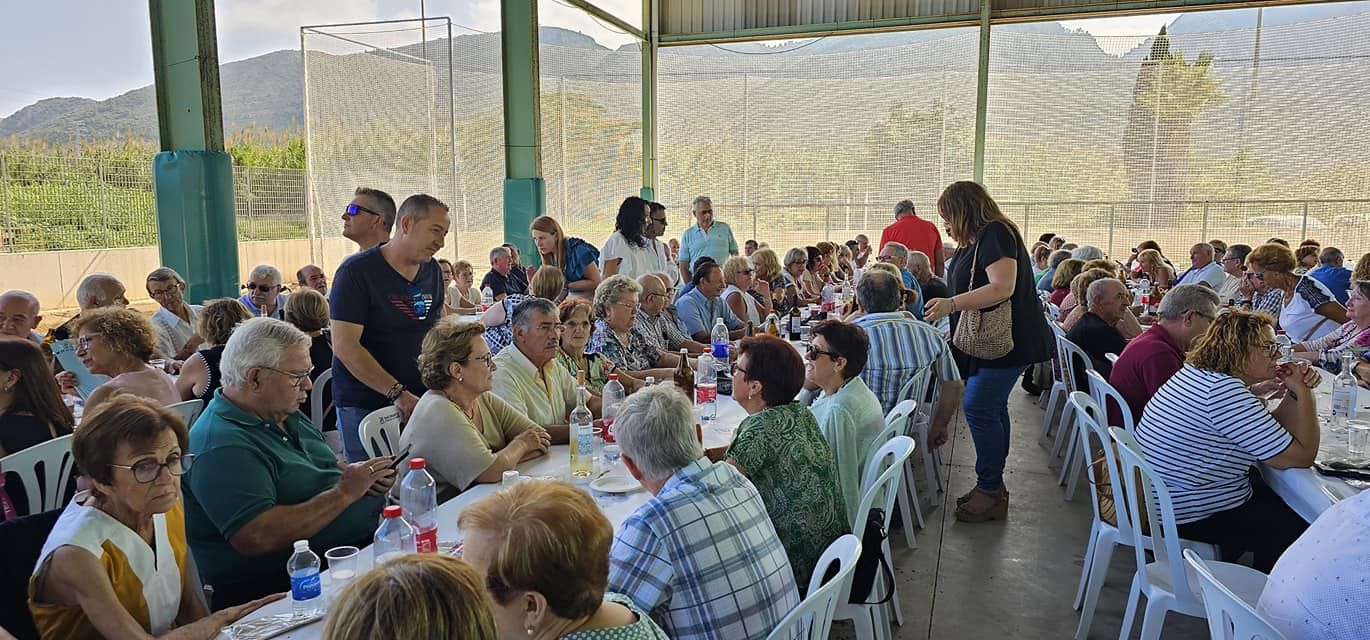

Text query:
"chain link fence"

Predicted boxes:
[[0, 152, 306, 253]]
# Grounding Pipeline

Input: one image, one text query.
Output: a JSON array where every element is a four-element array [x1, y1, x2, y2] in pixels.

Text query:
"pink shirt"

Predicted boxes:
[[99, 366, 181, 406]]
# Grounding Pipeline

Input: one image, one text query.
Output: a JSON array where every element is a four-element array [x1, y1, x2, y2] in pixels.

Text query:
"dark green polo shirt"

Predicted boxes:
[[183, 390, 380, 597]]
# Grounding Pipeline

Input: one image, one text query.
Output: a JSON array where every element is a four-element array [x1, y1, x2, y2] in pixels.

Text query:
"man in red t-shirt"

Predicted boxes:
[[879, 200, 945, 277]]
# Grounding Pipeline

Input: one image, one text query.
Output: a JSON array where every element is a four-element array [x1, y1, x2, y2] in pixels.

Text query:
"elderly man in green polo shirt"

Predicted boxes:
[[183, 317, 396, 609]]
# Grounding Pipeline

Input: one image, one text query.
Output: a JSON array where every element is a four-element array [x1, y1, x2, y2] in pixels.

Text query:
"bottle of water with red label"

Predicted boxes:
[[480, 287, 494, 312], [602, 374, 626, 443], [400, 458, 438, 553], [696, 351, 717, 421], [374, 505, 416, 564], [287, 540, 323, 618]]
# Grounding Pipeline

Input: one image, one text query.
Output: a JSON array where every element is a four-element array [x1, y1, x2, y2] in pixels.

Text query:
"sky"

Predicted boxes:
[[0, 1, 1173, 119]]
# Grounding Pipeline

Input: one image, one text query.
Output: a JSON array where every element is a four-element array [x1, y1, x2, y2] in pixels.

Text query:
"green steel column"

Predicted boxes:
[[502, 0, 544, 257], [640, 0, 657, 202], [149, 0, 238, 302], [972, 0, 991, 183]]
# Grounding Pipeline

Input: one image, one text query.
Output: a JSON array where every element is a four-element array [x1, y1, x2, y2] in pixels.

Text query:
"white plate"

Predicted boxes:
[[591, 474, 642, 494]]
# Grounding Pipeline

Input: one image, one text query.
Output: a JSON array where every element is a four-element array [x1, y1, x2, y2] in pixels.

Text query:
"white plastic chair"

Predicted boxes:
[[1085, 369, 1136, 436], [1182, 549, 1285, 640], [833, 435, 916, 640], [310, 368, 333, 428], [909, 363, 946, 495], [879, 399, 921, 548], [1038, 319, 1069, 440], [1054, 336, 1096, 500], [1106, 352, 1120, 365], [0, 434, 75, 514], [165, 399, 204, 429], [765, 534, 863, 640], [357, 406, 403, 458], [1110, 427, 1264, 640]]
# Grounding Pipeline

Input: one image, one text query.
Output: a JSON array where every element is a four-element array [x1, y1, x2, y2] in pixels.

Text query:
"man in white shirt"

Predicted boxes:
[[0, 290, 43, 343], [1217, 243, 1251, 304], [146, 267, 203, 361], [1259, 489, 1370, 639], [644, 202, 678, 286], [1176, 242, 1227, 290], [491, 297, 598, 430]]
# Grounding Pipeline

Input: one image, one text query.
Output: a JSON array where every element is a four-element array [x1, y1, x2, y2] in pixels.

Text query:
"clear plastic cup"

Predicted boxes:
[[1348, 420, 1370, 460], [325, 545, 359, 594]]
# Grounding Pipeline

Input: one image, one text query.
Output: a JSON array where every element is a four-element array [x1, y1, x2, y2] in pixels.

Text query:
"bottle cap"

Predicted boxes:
[[408, 458, 426, 470], [293, 539, 310, 551], [383, 505, 403, 518], [609, 373, 619, 380]]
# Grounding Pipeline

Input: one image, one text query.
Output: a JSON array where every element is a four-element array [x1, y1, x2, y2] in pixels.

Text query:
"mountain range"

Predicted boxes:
[[1, 2, 1365, 143]]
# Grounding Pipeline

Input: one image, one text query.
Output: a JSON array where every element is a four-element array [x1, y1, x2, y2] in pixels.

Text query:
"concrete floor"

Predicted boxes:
[[833, 388, 1211, 640]]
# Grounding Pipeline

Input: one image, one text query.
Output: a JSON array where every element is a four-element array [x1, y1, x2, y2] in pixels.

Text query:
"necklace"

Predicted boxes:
[[439, 389, 479, 423]]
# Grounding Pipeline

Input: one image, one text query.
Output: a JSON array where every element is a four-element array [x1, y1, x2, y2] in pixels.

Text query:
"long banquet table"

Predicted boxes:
[[1261, 373, 1370, 522], [228, 394, 751, 639]]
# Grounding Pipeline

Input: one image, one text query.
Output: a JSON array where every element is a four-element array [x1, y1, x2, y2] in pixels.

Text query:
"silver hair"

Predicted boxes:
[[783, 247, 807, 267], [489, 245, 510, 263], [511, 297, 557, 332], [893, 199, 915, 218], [220, 317, 311, 388], [614, 384, 703, 482], [883, 241, 909, 262], [593, 275, 642, 318], [907, 250, 931, 269], [1156, 284, 1220, 321], [692, 195, 712, 210], [248, 264, 282, 286], [1320, 246, 1344, 265], [857, 269, 903, 314], [76, 274, 124, 309], [1071, 245, 1105, 261], [146, 267, 186, 286], [1086, 277, 1124, 305], [1048, 249, 1073, 269]]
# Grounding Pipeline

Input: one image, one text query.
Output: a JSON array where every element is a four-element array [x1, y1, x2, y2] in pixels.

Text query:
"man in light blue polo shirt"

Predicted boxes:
[[676, 195, 738, 284], [675, 261, 744, 342]]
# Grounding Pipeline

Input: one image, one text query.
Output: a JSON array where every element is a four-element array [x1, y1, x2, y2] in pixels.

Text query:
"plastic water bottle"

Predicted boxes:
[[480, 287, 494, 312], [696, 351, 717, 422], [602, 374, 626, 443], [373, 505, 415, 564], [569, 386, 594, 479], [820, 284, 836, 316], [1332, 352, 1359, 427], [710, 318, 729, 374], [399, 459, 438, 553], [287, 540, 323, 618]]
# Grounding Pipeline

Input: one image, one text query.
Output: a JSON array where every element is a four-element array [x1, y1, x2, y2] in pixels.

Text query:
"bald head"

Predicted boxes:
[[1190, 243, 1215, 268], [0, 290, 42, 339], [75, 274, 128, 311]]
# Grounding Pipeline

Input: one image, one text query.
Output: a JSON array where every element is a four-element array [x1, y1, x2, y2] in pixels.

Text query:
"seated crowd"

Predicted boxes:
[[1, 181, 1366, 640]]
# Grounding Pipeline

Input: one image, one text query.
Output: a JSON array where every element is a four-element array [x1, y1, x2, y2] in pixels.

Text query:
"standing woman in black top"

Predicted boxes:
[[925, 181, 1053, 522], [0, 339, 75, 515]]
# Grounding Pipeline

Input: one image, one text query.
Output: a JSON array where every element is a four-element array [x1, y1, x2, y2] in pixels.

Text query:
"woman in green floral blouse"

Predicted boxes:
[[725, 334, 848, 593]]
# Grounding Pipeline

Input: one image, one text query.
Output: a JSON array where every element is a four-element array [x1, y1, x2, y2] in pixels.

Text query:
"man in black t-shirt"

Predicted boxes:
[[909, 250, 950, 302], [480, 245, 526, 301], [1065, 277, 1131, 380], [330, 194, 448, 462]]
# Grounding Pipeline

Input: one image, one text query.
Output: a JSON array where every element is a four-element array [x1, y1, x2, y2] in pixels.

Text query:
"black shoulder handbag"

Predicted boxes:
[[848, 508, 895, 604]]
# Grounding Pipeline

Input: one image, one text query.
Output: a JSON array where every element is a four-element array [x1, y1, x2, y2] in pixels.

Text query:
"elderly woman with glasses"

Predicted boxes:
[[750, 247, 794, 315], [589, 276, 682, 380], [726, 334, 846, 592], [396, 320, 550, 501], [460, 481, 670, 640], [77, 307, 180, 412], [1135, 310, 1320, 571], [804, 320, 885, 528], [28, 395, 281, 639], [722, 256, 768, 326], [557, 298, 641, 394], [1247, 242, 1349, 342], [1291, 280, 1370, 373], [781, 247, 817, 306]]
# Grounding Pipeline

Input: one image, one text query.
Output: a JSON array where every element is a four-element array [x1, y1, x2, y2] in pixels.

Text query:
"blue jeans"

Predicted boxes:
[[962, 364, 1029, 491], [336, 406, 371, 463]]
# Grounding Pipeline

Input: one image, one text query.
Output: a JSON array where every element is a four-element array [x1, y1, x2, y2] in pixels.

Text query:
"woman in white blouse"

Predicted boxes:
[[398, 320, 553, 500], [1247, 242, 1348, 342], [722, 256, 768, 326], [600, 196, 655, 280]]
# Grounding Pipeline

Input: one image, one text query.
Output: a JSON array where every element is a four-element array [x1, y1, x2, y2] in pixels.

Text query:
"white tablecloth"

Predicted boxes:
[[1261, 375, 1369, 523], [230, 394, 751, 639]]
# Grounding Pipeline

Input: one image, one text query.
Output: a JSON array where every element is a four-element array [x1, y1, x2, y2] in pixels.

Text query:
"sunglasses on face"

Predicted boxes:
[[245, 283, 278, 293], [344, 203, 381, 217], [805, 345, 840, 361], [110, 453, 194, 483]]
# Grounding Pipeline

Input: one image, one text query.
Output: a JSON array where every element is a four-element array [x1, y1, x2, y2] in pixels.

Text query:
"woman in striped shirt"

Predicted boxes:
[[1135, 310, 1321, 571]]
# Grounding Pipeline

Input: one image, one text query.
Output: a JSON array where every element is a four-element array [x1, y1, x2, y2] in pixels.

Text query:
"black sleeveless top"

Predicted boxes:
[[195, 345, 228, 403]]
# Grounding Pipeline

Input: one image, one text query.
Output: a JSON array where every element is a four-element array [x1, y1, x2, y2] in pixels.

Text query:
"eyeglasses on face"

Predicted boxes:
[[344, 203, 381, 217], [111, 453, 195, 483], [77, 334, 101, 350], [259, 366, 314, 388], [462, 353, 496, 367], [730, 363, 747, 377], [1260, 341, 1281, 358], [611, 300, 641, 312], [562, 320, 592, 330], [536, 323, 566, 333], [245, 283, 279, 293], [1246, 272, 1266, 281]]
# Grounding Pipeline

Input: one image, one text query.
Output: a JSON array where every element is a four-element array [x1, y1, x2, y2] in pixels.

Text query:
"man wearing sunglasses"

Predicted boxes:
[[1217, 243, 1250, 304], [342, 187, 396, 252], [331, 194, 449, 462], [238, 265, 286, 319], [644, 202, 679, 286]]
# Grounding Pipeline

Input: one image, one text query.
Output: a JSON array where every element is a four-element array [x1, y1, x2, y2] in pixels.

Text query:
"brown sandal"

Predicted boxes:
[[955, 488, 1009, 522]]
